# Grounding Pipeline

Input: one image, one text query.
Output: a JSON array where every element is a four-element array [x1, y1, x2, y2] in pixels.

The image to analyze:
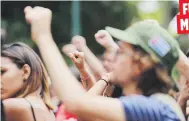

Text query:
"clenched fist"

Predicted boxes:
[[71, 35, 87, 51], [95, 30, 117, 49], [62, 44, 77, 57], [69, 51, 85, 70], [24, 6, 52, 42]]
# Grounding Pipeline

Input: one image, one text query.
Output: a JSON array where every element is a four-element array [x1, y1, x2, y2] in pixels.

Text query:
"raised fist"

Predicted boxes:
[[24, 6, 52, 41], [71, 35, 87, 51], [68, 51, 85, 70], [62, 44, 77, 57], [94, 30, 115, 49]]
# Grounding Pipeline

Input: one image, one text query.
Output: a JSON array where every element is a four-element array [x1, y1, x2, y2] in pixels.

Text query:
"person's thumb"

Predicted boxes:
[[75, 51, 84, 59], [68, 53, 76, 62]]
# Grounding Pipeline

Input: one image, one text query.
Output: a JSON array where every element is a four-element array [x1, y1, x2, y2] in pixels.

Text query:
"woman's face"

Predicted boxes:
[[1, 57, 25, 100], [112, 42, 135, 85]]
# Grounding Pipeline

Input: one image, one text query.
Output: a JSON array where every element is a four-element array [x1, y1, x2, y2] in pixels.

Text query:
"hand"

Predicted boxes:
[[94, 30, 117, 49], [71, 35, 87, 51], [68, 51, 85, 70], [62, 44, 77, 57], [24, 6, 52, 42]]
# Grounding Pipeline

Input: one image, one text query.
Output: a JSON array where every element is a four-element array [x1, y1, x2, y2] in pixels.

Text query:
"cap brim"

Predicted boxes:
[[105, 26, 138, 45]]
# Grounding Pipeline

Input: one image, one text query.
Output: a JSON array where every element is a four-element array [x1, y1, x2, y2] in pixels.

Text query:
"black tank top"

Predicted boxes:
[[25, 99, 37, 121]]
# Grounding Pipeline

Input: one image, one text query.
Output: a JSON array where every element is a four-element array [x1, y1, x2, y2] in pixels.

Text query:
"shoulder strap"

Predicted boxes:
[[25, 99, 37, 121]]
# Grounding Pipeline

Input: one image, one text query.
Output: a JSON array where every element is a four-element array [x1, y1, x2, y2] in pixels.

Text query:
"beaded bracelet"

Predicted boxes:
[[80, 75, 90, 81]]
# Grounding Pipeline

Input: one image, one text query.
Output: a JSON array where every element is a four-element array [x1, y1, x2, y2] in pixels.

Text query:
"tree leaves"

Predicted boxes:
[[1, 1, 137, 55]]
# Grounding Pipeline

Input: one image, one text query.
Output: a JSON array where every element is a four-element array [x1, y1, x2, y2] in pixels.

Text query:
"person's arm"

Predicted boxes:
[[25, 6, 126, 121], [176, 50, 189, 81], [72, 36, 107, 77], [87, 73, 110, 95], [177, 78, 189, 115], [87, 79, 108, 95], [176, 51, 189, 116], [80, 62, 97, 90], [66, 50, 111, 96], [94, 30, 119, 97], [68, 51, 96, 90], [62, 44, 97, 90]]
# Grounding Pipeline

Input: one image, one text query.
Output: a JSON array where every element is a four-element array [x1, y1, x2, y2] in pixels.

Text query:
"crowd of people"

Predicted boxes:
[[1, 6, 189, 121]]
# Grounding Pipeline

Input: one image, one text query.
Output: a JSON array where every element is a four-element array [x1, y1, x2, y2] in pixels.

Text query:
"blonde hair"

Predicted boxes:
[[2, 42, 55, 110]]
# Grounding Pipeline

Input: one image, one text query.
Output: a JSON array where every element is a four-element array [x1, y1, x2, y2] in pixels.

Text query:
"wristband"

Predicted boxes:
[[100, 78, 109, 86]]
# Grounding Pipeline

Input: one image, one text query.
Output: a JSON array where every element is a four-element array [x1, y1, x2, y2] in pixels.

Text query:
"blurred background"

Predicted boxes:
[[1, 1, 179, 64]]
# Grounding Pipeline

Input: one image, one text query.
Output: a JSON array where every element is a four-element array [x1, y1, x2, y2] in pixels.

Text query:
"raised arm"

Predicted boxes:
[[176, 53, 189, 116], [177, 76, 189, 115], [68, 50, 113, 96], [176, 50, 189, 81], [25, 6, 126, 121], [24, 6, 85, 101], [94, 30, 119, 97], [62, 44, 97, 90], [68, 51, 96, 90], [72, 36, 107, 77], [87, 73, 111, 95]]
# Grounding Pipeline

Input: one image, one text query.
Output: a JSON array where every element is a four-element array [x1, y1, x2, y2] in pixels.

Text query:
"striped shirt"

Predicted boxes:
[[119, 94, 185, 121]]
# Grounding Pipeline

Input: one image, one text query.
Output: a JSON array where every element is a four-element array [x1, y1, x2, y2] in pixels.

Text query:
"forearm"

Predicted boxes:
[[79, 62, 96, 90], [81, 46, 106, 77], [36, 34, 85, 102], [177, 97, 187, 114], [176, 50, 189, 81], [104, 43, 119, 53], [87, 79, 108, 95]]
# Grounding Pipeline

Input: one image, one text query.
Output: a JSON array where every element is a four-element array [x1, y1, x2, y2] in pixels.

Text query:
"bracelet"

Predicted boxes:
[[100, 78, 109, 86], [80, 75, 89, 81]]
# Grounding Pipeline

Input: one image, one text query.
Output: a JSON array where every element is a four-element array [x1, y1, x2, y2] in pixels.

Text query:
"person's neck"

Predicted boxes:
[[25, 91, 41, 99], [123, 81, 142, 96]]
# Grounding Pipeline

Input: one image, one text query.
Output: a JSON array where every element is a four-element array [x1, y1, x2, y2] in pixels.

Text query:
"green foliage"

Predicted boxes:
[[1, 1, 138, 63]]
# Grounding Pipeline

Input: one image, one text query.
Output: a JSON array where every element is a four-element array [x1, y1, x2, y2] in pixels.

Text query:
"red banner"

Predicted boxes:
[[177, 0, 189, 34]]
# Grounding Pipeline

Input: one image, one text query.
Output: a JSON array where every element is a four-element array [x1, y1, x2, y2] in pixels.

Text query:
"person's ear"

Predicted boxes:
[[21, 64, 31, 81]]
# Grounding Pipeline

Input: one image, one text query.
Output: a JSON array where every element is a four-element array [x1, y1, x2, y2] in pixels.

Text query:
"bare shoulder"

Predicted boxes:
[[3, 98, 31, 112], [3, 98, 34, 121]]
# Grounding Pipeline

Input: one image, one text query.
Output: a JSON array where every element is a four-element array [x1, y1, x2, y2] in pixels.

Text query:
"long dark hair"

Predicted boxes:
[[1, 42, 54, 110], [137, 65, 171, 96], [132, 46, 172, 96]]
